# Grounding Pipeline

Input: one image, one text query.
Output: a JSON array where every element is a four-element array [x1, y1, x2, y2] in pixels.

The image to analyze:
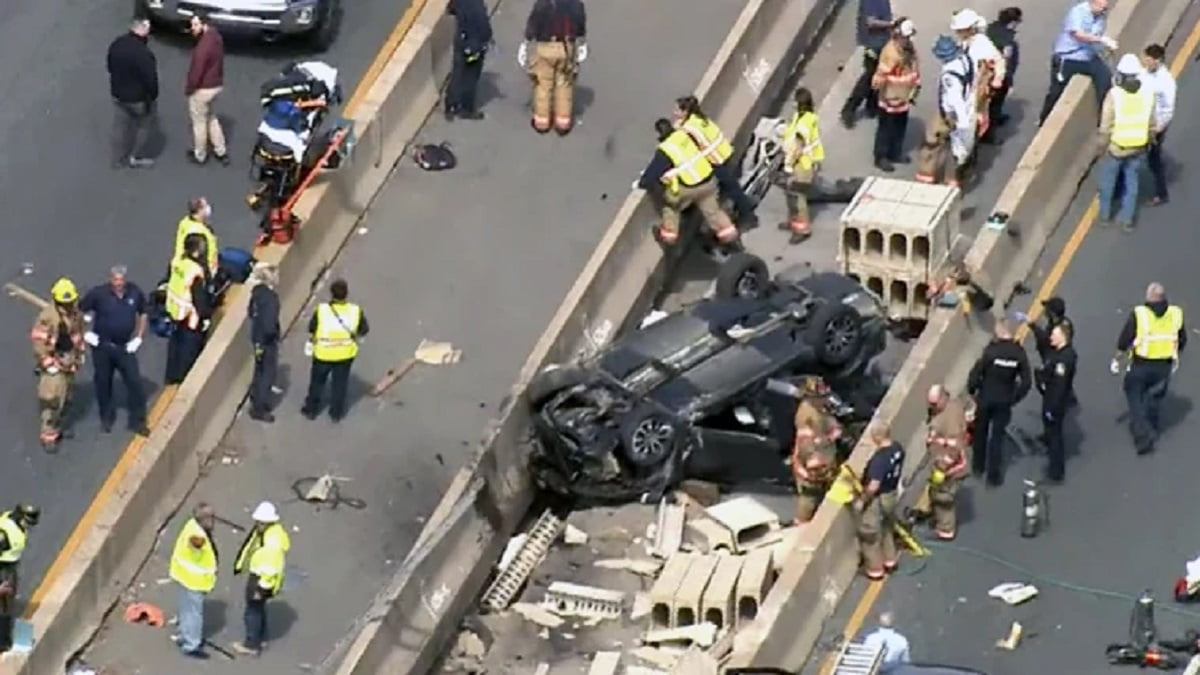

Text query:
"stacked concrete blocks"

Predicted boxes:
[[839, 177, 961, 320]]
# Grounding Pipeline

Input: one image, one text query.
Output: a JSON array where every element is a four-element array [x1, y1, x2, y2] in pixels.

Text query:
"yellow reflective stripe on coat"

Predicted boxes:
[[165, 258, 205, 329], [681, 115, 733, 164], [169, 518, 217, 593], [1111, 88, 1153, 148], [657, 129, 714, 190], [783, 111, 825, 171], [1133, 305, 1183, 360], [0, 513, 27, 563], [313, 302, 361, 362]]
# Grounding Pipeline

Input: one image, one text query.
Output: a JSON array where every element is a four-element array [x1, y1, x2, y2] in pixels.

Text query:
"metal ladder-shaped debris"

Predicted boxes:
[[480, 508, 564, 611], [831, 639, 885, 675]]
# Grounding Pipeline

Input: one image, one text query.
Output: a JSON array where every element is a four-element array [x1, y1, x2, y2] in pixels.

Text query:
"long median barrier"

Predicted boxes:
[[323, 0, 848, 671], [0, 0, 464, 671], [725, 0, 1196, 668]]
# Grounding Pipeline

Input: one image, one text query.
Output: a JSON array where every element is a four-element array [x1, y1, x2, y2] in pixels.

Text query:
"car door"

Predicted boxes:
[[687, 427, 790, 486]]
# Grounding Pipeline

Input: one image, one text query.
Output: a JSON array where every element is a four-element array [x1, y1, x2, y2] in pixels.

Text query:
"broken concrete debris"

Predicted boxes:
[[594, 557, 662, 576], [650, 498, 686, 559], [704, 496, 782, 553], [587, 651, 622, 675], [512, 602, 565, 628], [631, 645, 684, 669], [626, 668, 668, 675], [563, 522, 589, 545], [670, 645, 721, 675], [480, 509, 564, 611], [543, 581, 625, 619], [441, 629, 487, 672], [995, 621, 1023, 650], [643, 621, 719, 648], [533, 663, 550, 675]]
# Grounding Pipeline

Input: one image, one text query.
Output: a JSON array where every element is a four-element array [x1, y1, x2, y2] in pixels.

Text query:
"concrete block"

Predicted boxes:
[[687, 516, 735, 552], [643, 622, 719, 648], [700, 554, 744, 628], [844, 265, 935, 321], [705, 496, 780, 552], [652, 498, 687, 558], [649, 554, 696, 629], [840, 177, 960, 278], [735, 548, 776, 626], [587, 651, 621, 675], [542, 582, 625, 619], [672, 554, 720, 627], [670, 646, 721, 675]]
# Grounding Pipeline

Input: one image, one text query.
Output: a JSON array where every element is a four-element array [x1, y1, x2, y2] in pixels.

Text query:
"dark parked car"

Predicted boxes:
[[528, 254, 890, 504]]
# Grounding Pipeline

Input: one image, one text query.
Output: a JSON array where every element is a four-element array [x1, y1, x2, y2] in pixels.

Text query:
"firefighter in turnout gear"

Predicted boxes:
[[232, 501, 292, 656], [673, 95, 758, 227], [916, 35, 976, 187], [520, 0, 587, 135], [780, 87, 825, 243], [0, 505, 38, 653], [31, 278, 86, 451], [870, 18, 920, 173], [638, 118, 739, 246], [791, 392, 842, 523], [924, 384, 973, 540]]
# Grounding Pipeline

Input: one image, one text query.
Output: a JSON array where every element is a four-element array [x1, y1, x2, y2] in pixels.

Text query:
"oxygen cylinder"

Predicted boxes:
[[1130, 591, 1157, 649], [1020, 480, 1046, 538]]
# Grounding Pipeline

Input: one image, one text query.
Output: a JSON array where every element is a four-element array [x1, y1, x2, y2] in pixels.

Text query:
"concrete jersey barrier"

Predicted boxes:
[[726, 0, 1196, 668], [0, 0, 458, 671], [324, 0, 845, 671]]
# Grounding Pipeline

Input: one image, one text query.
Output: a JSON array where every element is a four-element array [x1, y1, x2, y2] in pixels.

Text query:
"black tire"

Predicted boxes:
[[714, 252, 770, 301], [806, 302, 864, 368], [526, 365, 589, 407], [308, 0, 341, 52], [619, 406, 682, 468]]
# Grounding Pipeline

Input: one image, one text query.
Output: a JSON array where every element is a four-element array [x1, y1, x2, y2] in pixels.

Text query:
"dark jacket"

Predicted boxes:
[[525, 0, 587, 42], [1038, 344, 1077, 415], [968, 338, 1032, 406], [186, 28, 225, 95], [107, 32, 159, 103], [190, 262, 215, 323], [986, 21, 1019, 87], [637, 150, 673, 199], [449, 0, 493, 56], [249, 285, 281, 347], [1030, 314, 1073, 360], [1116, 299, 1188, 363]]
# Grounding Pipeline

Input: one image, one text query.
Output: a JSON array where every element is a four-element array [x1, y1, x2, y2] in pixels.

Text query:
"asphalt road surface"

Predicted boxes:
[[82, 0, 751, 671], [809, 37, 1200, 675], [0, 0, 406, 613]]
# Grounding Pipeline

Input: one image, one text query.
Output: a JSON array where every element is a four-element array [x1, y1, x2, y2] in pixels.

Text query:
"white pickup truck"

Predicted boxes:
[[137, 0, 341, 51]]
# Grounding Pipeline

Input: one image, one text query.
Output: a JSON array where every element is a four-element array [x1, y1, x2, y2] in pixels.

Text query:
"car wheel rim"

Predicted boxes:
[[630, 418, 673, 460], [735, 271, 762, 299], [824, 315, 860, 358]]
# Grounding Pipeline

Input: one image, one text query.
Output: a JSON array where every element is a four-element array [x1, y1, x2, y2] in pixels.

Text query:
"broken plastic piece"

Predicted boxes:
[[988, 582, 1038, 605], [123, 601, 165, 627], [996, 621, 1023, 650]]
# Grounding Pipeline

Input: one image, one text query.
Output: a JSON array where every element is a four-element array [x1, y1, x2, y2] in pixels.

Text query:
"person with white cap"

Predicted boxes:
[[1039, 0, 1115, 126], [1096, 53, 1156, 231], [952, 9, 1006, 144], [232, 501, 292, 656], [915, 35, 976, 188], [870, 17, 920, 172]]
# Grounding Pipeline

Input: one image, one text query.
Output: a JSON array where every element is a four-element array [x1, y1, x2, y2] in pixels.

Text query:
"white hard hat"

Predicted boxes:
[[1116, 53, 1143, 75], [950, 9, 982, 31], [251, 501, 280, 523], [897, 18, 916, 38]]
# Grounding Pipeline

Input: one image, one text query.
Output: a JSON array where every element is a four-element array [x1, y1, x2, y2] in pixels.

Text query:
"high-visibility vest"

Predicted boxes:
[[235, 523, 291, 594], [166, 257, 206, 330], [0, 512, 27, 564], [783, 111, 825, 172], [313, 302, 362, 362], [169, 518, 217, 593], [174, 217, 219, 271], [681, 114, 733, 165], [657, 129, 714, 194], [1132, 305, 1184, 360], [1110, 88, 1154, 149]]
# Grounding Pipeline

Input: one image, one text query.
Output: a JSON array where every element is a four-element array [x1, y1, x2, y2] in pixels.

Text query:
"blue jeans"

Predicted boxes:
[[176, 585, 205, 653], [1096, 152, 1146, 224]]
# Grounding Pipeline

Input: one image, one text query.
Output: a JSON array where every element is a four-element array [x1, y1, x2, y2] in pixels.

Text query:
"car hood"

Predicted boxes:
[[188, 0, 292, 11]]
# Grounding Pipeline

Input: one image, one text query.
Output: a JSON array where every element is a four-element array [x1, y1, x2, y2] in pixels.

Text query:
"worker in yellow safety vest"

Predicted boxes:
[[1096, 53, 1157, 231], [1113, 282, 1186, 456], [302, 278, 369, 422], [232, 501, 292, 656], [174, 197, 219, 272], [780, 87, 825, 243], [0, 505, 38, 653], [637, 118, 740, 247], [169, 503, 218, 659], [164, 236, 214, 385], [673, 95, 758, 226]]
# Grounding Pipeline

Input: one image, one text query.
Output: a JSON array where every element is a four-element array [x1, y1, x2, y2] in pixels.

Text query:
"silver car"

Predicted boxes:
[[137, 0, 341, 51]]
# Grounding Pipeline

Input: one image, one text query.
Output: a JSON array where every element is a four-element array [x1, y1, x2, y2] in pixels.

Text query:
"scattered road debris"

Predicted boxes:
[[370, 339, 462, 397], [563, 522, 589, 545], [643, 622, 719, 648], [626, 666, 669, 675], [542, 582, 625, 619], [989, 582, 1039, 605], [533, 663, 550, 675], [442, 629, 487, 672], [594, 558, 662, 576], [650, 498, 686, 558], [631, 645, 683, 669], [291, 474, 367, 509], [587, 651, 622, 675], [670, 645, 720, 674], [512, 602, 565, 628], [481, 509, 564, 611], [3, 282, 50, 310], [123, 602, 165, 627], [995, 621, 1023, 650]]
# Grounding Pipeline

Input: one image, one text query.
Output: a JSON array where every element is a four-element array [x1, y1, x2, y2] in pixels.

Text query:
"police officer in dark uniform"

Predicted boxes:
[[1037, 323, 1077, 482], [968, 319, 1032, 485], [1026, 296, 1077, 408], [445, 0, 493, 120], [247, 263, 281, 423], [983, 7, 1022, 141], [0, 505, 39, 653], [858, 424, 904, 579], [1113, 282, 1186, 455]]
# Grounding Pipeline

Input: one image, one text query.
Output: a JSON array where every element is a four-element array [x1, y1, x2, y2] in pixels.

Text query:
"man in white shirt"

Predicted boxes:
[[1140, 43, 1176, 204], [862, 611, 912, 672]]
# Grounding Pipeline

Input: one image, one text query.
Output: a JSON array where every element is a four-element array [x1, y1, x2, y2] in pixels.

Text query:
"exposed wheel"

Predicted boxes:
[[619, 407, 682, 468], [308, 0, 341, 52], [806, 303, 864, 368], [714, 252, 770, 301], [526, 365, 589, 407]]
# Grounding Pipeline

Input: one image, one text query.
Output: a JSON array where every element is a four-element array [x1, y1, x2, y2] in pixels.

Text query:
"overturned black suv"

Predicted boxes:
[[528, 254, 890, 504]]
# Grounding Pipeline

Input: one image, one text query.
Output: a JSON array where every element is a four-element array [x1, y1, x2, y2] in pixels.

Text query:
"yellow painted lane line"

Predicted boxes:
[[819, 14, 1200, 669]]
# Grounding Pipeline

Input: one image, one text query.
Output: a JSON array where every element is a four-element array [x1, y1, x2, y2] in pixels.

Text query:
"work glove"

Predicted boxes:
[[84, 331, 100, 348], [517, 42, 529, 69], [125, 337, 142, 354], [1100, 36, 1118, 51], [576, 42, 588, 64], [254, 344, 264, 360], [1109, 358, 1123, 375], [304, 341, 314, 358]]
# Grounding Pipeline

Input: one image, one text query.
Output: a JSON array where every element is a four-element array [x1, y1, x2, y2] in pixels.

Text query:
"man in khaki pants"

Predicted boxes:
[[518, 0, 588, 135], [185, 13, 229, 165], [638, 119, 739, 246]]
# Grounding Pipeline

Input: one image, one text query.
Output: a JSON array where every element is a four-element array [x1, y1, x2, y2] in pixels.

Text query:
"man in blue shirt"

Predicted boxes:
[[857, 424, 904, 579], [81, 266, 149, 435], [840, 0, 893, 129], [1038, 0, 1114, 126], [862, 611, 912, 672]]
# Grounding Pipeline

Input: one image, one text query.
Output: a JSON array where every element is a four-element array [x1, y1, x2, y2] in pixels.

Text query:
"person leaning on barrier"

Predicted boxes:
[[1112, 282, 1186, 455], [247, 263, 281, 423], [1039, 0, 1114, 126], [856, 424, 904, 580], [638, 118, 739, 247], [164, 235, 215, 385], [673, 95, 759, 227]]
